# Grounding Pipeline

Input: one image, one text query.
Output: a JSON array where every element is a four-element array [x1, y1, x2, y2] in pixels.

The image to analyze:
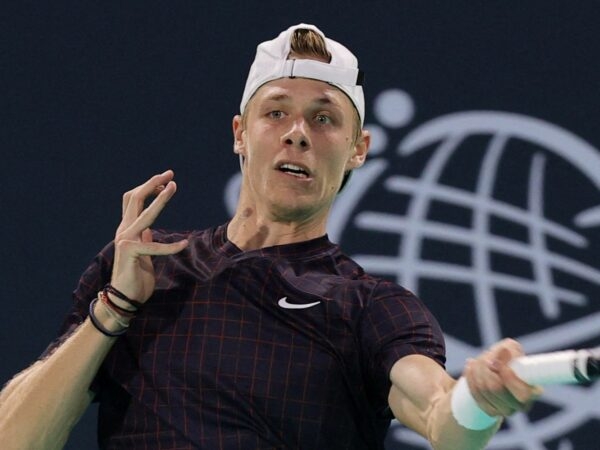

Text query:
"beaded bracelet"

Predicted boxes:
[[88, 298, 128, 338], [104, 284, 144, 310]]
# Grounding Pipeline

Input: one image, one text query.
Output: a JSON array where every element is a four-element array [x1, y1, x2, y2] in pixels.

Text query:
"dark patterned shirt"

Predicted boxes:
[[49, 223, 445, 449]]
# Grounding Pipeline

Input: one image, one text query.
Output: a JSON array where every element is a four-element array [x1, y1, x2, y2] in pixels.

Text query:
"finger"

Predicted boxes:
[[125, 170, 174, 220], [121, 170, 175, 225], [152, 184, 166, 196], [466, 359, 502, 415], [141, 228, 153, 243], [118, 179, 177, 239], [466, 357, 518, 416], [494, 352, 544, 404], [122, 185, 167, 219], [120, 181, 178, 238], [118, 238, 189, 258], [475, 381, 523, 416], [472, 350, 540, 416], [489, 338, 524, 359]]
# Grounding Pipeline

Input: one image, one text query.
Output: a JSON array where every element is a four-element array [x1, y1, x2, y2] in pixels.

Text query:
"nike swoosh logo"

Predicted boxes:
[[277, 297, 321, 310]]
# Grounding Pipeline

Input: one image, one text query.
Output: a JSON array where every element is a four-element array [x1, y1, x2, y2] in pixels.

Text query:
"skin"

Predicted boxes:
[[0, 171, 187, 449], [228, 76, 369, 250], [387, 340, 541, 449], [0, 74, 540, 450]]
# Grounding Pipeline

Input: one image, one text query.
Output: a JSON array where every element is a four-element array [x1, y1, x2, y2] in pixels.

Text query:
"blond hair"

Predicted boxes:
[[289, 29, 331, 62]]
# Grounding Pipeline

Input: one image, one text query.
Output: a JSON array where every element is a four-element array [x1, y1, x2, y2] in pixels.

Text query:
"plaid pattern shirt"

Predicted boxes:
[[49, 223, 445, 449]]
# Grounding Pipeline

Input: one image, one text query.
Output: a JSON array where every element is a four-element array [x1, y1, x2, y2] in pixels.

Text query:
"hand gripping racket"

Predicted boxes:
[[450, 347, 599, 430]]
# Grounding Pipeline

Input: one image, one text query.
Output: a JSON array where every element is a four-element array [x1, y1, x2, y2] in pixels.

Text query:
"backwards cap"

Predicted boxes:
[[240, 23, 365, 126]]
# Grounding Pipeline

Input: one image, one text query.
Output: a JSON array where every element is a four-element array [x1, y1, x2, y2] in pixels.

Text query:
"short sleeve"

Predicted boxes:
[[359, 281, 446, 408]]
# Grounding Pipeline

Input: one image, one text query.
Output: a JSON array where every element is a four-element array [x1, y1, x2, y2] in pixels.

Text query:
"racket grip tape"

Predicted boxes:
[[509, 348, 600, 385]]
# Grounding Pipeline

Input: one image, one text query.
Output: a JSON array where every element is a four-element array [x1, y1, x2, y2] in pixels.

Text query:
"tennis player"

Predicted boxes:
[[0, 24, 540, 449]]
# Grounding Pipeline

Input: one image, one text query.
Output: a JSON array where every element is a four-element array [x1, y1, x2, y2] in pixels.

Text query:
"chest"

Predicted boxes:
[[125, 256, 364, 391]]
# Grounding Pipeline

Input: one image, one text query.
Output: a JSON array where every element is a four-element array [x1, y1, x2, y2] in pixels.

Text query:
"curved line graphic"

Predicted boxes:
[[575, 205, 600, 227], [399, 111, 600, 189]]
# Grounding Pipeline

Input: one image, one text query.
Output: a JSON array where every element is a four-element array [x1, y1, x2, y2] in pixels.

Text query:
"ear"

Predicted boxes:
[[346, 129, 370, 171], [232, 115, 246, 156]]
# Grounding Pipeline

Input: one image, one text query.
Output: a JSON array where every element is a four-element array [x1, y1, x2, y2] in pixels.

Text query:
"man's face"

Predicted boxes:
[[233, 77, 368, 223]]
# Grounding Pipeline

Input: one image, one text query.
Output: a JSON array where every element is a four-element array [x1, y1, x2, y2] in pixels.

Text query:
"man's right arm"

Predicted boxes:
[[0, 170, 188, 449], [0, 301, 124, 450]]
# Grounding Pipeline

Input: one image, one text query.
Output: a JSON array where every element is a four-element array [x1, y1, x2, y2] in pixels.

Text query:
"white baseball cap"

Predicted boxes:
[[240, 23, 365, 126]]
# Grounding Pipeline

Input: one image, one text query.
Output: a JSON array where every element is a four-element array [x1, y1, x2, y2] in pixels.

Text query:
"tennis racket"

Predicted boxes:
[[509, 347, 600, 385]]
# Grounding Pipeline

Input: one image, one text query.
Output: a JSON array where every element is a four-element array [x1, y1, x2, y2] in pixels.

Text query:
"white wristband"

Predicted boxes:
[[451, 377, 500, 430]]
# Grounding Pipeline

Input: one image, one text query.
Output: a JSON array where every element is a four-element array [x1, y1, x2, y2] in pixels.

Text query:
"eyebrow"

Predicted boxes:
[[263, 93, 341, 109], [264, 93, 292, 103]]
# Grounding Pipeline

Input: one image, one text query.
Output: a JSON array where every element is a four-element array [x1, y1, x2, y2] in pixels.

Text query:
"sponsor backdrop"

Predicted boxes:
[[3, 2, 599, 449]]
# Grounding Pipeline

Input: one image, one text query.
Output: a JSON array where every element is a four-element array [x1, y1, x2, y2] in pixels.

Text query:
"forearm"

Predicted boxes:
[[0, 171, 186, 449], [389, 380, 500, 450], [0, 303, 122, 449], [423, 380, 501, 450], [388, 355, 501, 450]]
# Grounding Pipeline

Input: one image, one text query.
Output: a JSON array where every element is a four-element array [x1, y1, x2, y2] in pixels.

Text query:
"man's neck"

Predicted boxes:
[[227, 207, 327, 251]]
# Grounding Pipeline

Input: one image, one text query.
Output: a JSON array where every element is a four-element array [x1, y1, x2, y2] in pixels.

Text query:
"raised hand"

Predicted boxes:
[[109, 170, 188, 305]]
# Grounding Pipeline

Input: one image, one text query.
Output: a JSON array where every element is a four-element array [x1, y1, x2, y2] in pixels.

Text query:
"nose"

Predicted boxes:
[[281, 120, 310, 150]]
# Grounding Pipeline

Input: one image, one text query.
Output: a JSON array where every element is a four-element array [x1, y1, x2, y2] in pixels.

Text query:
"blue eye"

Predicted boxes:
[[269, 110, 284, 119]]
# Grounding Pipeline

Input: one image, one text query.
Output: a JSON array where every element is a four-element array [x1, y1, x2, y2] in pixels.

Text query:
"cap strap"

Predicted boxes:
[[282, 59, 363, 86]]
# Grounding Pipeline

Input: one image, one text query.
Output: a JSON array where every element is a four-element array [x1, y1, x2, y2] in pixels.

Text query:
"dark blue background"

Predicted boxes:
[[3, 1, 599, 448]]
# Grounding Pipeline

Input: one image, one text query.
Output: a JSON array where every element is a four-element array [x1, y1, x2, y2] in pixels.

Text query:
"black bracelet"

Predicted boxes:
[[104, 284, 144, 310], [100, 289, 137, 318], [88, 298, 128, 338]]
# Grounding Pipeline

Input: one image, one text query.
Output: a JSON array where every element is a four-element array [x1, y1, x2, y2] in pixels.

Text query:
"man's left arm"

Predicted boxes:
[[387, 338, 540, 450]]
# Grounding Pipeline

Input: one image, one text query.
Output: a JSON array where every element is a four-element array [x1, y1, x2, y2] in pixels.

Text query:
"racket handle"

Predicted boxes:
[[509, 347, 600, 385]]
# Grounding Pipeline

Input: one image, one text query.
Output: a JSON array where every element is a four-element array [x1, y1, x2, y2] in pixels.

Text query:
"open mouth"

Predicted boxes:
[[278, 163, 310, 178]]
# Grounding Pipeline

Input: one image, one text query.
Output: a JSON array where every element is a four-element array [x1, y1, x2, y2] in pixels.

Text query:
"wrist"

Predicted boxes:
[[451, 377, 501, 431], [105, 291, 137, 316], [88, 298, 129, 338], [104, 283, 144, 310]]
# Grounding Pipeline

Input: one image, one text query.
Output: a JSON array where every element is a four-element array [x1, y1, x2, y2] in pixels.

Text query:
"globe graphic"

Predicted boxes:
[[330, 94, 600, 450], [223, 90, 600, 450]]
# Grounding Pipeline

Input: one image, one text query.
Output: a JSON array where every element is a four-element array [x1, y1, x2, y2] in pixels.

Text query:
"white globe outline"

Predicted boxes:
[[222, 95, 600, 449], [331, 108, 600, 449]]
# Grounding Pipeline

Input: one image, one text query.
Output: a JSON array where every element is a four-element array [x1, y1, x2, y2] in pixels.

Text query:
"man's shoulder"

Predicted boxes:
[[329, 247, 420, 301]]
